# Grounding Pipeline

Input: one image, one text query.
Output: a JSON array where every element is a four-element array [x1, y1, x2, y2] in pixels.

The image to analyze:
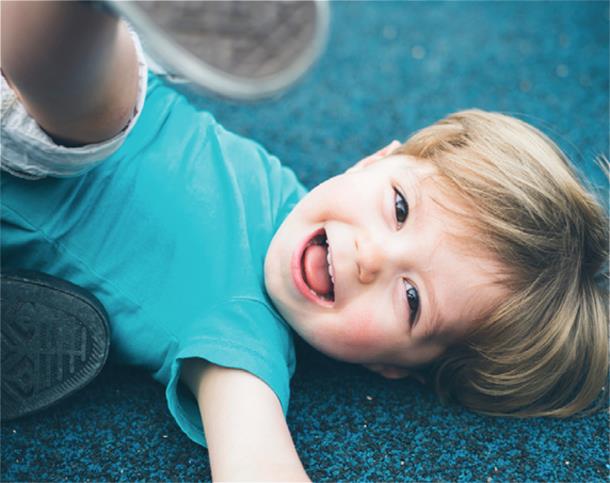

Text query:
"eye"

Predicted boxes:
[[394, 188, 409, 227], [403, 280, 420, 326]]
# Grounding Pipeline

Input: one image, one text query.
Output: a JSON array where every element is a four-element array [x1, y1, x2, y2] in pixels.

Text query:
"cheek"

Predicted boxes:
[[311, 308, 387, 362], [340, 309, 379, 347]]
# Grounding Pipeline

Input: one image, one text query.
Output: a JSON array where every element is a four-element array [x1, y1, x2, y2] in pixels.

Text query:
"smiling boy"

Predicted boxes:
[[1, 3, 607, 481], [265, 150, 508, 372]]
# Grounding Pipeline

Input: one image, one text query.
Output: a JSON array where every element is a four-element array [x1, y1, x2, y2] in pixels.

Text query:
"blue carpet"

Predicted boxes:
[[2, 2, 608, 481]]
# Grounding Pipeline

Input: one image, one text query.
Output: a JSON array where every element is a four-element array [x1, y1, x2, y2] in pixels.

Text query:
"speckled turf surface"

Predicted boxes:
[[2, 1, 608, 481]]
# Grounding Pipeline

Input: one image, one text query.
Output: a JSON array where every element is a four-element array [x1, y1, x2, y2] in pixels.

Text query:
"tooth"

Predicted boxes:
[[326, 250, 335, 286]]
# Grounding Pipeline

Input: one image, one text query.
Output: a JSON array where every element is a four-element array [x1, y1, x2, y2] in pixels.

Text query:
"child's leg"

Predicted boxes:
[[1, 1, 138, 146]]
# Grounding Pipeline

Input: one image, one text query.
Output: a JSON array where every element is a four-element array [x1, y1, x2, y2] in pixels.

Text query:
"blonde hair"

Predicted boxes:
[[395, 109, 608, 417]]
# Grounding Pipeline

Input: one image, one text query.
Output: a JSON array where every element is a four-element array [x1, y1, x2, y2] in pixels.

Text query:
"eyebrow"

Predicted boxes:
[[405, 170, 423, 212], [418, 272, 442, 340]]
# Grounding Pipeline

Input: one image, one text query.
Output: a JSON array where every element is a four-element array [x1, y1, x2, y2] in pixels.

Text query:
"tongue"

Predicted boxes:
[[302, 244, 332, 295]]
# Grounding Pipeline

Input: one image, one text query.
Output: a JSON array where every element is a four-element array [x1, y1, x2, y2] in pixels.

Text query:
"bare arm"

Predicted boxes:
[[0, 1, 138, 146], [181, 359, 309, 481]]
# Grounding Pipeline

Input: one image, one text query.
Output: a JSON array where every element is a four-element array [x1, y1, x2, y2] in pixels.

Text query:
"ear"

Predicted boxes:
[[347, 140, 402, 173], [363, 363, 413, 380]]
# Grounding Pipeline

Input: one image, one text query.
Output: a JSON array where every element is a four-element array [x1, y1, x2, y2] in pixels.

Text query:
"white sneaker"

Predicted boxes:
[[109, 0, 330, 101]]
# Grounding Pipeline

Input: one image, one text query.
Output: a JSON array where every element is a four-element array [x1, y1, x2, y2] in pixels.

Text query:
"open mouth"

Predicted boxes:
[[294, 228, 335, 304]]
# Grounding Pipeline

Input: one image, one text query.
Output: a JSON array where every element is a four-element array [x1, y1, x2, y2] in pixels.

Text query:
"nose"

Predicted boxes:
[[355, 232, 387, 284]]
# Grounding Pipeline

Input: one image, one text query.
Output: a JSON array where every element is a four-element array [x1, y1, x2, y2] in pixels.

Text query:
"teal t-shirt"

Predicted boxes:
[[1, 73, 307, 446]]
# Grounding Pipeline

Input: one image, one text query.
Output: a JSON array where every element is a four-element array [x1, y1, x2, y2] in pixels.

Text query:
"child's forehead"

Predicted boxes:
[[389, 156, 468, 214], [385, 153, 436, 175], [386, 154, 465, 206], [371, 153, 499, 265], [403, 159, 500, 264]]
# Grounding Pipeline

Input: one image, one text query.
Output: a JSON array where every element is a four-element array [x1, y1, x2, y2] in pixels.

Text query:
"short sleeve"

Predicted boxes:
[[158, 298, 295, 447]]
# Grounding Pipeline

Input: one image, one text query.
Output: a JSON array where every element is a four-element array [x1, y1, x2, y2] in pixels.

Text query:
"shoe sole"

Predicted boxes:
[[139, 1, 318, 79], [1, 271, 110, 421], [112, 0, 330, 100]]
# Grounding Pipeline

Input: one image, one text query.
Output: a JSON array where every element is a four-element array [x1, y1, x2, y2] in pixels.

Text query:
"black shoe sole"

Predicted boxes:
[[1, 271, 110, 421]]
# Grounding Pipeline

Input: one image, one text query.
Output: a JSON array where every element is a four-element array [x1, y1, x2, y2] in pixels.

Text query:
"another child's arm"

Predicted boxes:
[[0, 1, 138, 146], [181, 359, 309, 481]]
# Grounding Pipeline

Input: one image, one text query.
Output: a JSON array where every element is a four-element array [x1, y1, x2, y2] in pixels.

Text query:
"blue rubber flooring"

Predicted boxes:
[[2, 2, 608, 481]]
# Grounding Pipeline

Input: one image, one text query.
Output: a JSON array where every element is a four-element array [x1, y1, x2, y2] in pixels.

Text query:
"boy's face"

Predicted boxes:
[[264, 145, 506, 378]]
